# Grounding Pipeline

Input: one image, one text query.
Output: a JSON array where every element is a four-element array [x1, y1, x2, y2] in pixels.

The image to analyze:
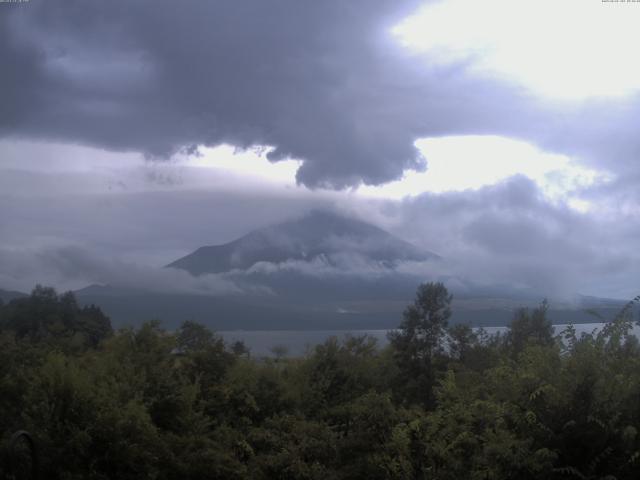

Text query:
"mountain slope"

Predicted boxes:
[[167, 210, 438, 275], [0, 288, 28, 303]]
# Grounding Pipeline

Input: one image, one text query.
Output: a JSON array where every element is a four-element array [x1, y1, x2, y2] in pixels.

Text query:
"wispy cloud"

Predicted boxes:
[[0, 246, 243, 296]]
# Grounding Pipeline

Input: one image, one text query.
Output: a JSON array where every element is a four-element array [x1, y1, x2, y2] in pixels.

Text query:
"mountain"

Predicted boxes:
[[77, 211, 441, 328], [0, 288, 28, 303], [167, 210, 438, 275], [75, 211, 626, 330]]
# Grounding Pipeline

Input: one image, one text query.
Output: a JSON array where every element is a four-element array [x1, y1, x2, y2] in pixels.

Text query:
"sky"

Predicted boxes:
[[1, 0, 640, 299]]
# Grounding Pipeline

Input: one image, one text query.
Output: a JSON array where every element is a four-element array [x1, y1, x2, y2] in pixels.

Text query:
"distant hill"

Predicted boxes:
[[0, 288, 27, 303]]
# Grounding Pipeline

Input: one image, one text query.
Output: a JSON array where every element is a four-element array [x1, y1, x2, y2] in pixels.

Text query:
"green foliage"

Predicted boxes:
[[388, 282, 453, 407], [506, 300, 555, 356], [0, 286, 112, 350], [1, 285, 640, 479]]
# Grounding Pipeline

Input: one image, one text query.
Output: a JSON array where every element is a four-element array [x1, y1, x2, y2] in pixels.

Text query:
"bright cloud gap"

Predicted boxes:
[[181, 137, 607, 211], [393, 0, 640, 100], [359, 135, 607, 211]]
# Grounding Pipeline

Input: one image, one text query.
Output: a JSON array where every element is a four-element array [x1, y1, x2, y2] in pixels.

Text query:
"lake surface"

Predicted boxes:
[[219, 322, 640, 357]]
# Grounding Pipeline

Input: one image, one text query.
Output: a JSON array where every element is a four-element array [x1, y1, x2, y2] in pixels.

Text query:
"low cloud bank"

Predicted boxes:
[[0, 246, 243, 296]]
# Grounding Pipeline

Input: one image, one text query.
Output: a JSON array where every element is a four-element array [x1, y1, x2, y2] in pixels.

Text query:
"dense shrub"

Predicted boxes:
[[1, 285, 639, 479]]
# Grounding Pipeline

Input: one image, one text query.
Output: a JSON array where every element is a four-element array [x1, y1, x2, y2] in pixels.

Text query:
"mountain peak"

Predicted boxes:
[[167, 210, 438, 276]]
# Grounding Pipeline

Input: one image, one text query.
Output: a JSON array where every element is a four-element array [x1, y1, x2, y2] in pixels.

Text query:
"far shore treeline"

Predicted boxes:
[[1, 283, 640, 479]]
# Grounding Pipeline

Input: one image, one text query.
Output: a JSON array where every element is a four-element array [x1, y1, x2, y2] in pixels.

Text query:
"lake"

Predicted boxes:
[[219, 322, 640, 357]]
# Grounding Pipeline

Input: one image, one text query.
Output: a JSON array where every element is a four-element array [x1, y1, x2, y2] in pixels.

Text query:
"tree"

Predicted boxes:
[[270, 344, 289, 362], [176, 320, 216, 353], [388, 282, 452, 408], [506, 300, 554, 356], [0, 286, 112, 349], [447, 323, 477, 363], [231, 340, 250, 358]]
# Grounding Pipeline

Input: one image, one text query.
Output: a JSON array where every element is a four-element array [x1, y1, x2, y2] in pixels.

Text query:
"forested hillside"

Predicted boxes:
[[1, 284, 640, 479]]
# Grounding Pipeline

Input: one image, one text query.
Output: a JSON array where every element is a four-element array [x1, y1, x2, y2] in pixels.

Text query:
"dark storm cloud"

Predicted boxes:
[[2, 0, 639, 300], [387, 176, 639, 299], [0, 0, 551, 188], [530, 96, 640, 179]]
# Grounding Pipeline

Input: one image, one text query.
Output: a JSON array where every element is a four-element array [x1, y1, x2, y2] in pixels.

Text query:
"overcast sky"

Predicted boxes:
[[1, 0, 640, 299]]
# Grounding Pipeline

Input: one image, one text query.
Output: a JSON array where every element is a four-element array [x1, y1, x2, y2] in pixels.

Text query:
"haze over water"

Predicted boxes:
[[219, 322, 640, 357]]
